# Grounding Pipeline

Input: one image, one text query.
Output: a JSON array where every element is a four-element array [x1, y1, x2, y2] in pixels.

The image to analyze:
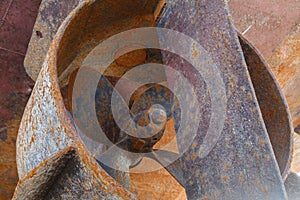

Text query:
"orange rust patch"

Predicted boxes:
[[247, 92, 253, 100], [259, 141, 266, 147], [130, 164, 186, 200], [154, 0, 166, 21], [254, 154, 260, 161], [269, 25, 300, 130], [222, 176, 229, 183], [264, 156, 270, 161], [239, 173, 243, 183], [0, 120, 20, 200], [115, 49, 147, 67], [223, 162, 230, 171]]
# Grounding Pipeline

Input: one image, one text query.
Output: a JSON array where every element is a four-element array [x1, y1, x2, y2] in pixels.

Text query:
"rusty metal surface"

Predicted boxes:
[[13, 146, 135, 200], [155, 0, 286, 199], [23, 0, 82, 81], [229, 0, 300, 166], [0, 0, 41, 199], [229, 0, 300, 59], [269, 24, 300, 135], [128, 34, 294, 199], [13, 0, 294, 200], [238, 34, 293, 181], [14, 0, 158, 199]]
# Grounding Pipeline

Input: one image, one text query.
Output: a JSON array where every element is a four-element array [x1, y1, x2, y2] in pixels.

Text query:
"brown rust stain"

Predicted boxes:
[[0, 120, 20, 200], [222, 162, 230, 172], [222, 176, 229, 183], [269, 25, 300, 132], [154, 0, 166, 21], [115, 49, 147, 67], [129, 118, 186, 199], [130, 165, 186, 200]]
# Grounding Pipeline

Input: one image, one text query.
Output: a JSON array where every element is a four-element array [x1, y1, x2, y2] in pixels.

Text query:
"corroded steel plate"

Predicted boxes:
[[14, 0, 292, 199], [156, 1, 286, 199]]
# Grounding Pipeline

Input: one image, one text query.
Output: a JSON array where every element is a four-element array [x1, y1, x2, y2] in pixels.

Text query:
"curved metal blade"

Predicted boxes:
[[157, 0, 287, 199]]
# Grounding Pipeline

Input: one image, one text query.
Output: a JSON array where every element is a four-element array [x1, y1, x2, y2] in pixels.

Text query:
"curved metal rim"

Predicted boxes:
[[238, 32, 294, 181]]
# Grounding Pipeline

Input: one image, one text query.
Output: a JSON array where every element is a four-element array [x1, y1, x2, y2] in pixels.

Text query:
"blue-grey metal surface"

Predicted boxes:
[[156, 0, 287, 199]]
